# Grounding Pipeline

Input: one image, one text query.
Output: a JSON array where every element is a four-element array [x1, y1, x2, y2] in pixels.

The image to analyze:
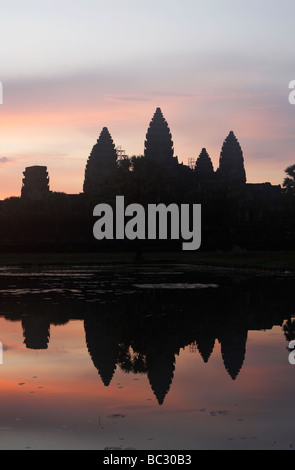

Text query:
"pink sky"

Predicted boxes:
[[1, 0, 295, 199], [0, 88, 292, 200]]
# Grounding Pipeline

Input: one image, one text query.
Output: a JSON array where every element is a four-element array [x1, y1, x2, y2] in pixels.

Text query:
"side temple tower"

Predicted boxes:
[[217, 131, 246, 185], [83, 127, 117, 196], [194, 148, 215, 180], [21, 165, 50, 200]]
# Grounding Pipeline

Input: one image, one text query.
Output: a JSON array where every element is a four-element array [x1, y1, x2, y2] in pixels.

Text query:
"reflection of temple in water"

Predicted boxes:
[[146, 350, 177, 405], [1, 269, 295, 405], [218, 330, 248, 380], [83, 315, 178, 404], [22, 314, 50, 350], [194, 333, 215, 363], [5, 306, 286, 404], [2, 309, 293, 404], [84, 317, 121, 386]]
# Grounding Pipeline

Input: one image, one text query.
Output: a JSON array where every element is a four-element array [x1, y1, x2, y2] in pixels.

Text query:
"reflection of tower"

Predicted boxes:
[[189, 341, 198, 353], [21, 315, 50, 350], [21, 166, 50, 200], [83, 127, 118, 196], [196, 334, 216, 363], [84, 318, 120, 386], [144, 108, 176, 166], [219, 330, 248, 380], [146, 349, 176, 405]]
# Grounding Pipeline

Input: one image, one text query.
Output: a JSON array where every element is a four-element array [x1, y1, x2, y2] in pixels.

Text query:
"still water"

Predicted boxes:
[[0, 263, 294, 450]]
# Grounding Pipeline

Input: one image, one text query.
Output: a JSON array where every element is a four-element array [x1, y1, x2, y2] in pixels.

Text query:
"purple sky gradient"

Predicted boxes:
[[0, 0, 295, 198]]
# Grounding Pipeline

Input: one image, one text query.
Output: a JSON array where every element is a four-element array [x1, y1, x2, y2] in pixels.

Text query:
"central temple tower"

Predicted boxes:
[[144, 108, 176, 166]]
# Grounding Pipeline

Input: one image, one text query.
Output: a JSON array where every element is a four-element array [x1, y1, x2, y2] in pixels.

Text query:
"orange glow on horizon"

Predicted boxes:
[[0, 93, 292, 201]]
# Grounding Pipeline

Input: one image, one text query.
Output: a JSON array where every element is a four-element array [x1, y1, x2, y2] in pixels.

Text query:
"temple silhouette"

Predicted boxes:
[[0, 108, 294, 408], [21, 108, 266, 198], [0, 106, 293, 252], [20, 107, 272, 196]]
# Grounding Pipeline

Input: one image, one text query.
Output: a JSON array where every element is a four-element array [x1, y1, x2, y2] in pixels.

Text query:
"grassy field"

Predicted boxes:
[[0, 250, 294, 270]]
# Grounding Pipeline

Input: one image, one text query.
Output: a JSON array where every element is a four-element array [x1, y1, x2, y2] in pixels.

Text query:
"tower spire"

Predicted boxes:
[[217, 131, 246, 184], [83, 127, 117, 196], [144, 108, 175, 164], [195, 148, 214, 178]]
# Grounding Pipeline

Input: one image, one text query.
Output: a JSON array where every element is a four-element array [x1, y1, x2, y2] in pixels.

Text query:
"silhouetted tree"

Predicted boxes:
[[283, 164, 295, 196], [283, 319, 295, 342]]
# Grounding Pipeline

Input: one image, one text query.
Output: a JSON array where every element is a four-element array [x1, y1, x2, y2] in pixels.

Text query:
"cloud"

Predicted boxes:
[[0, 157, 20, 165], [105, 94, 150, 103]]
